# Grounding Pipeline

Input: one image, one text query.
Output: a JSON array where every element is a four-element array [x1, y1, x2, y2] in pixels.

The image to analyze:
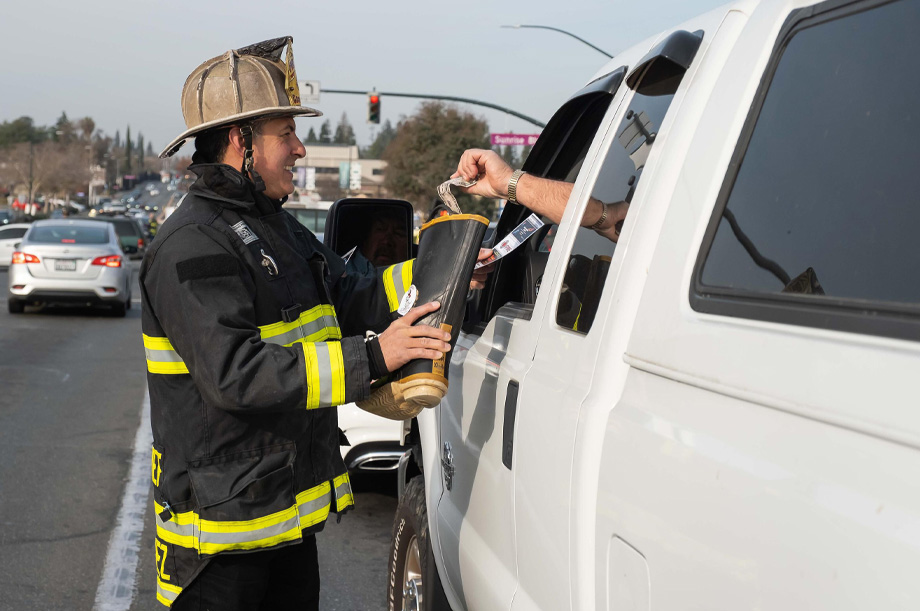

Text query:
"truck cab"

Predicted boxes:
[[388, 0, 920, 609]]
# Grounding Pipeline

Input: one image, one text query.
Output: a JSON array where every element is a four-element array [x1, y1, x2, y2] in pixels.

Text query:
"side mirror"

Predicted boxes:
[[324, 198, 415, 266]]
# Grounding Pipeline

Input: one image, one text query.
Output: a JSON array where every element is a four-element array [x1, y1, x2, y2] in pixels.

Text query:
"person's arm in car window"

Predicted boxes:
[[452, 148, 628, 242]]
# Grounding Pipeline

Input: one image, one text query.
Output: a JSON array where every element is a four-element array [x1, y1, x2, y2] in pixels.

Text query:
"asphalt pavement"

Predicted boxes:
[[0, 216, 398, 610]]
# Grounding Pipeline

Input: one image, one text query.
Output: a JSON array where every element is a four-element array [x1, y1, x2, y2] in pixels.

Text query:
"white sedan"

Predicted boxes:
[[0, 223, 31, 267]]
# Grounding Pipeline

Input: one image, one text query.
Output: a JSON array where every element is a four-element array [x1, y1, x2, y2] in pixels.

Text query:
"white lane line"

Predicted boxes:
[[94, 389, 152, 611]]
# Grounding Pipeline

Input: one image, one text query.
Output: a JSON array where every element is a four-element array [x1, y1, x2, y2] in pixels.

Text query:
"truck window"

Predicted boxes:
[[693, 0, 920, 340], [556, 66, 690, 333]]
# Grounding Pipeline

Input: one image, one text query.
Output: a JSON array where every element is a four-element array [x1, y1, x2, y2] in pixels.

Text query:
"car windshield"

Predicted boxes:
[[29, 225, 109, 244]]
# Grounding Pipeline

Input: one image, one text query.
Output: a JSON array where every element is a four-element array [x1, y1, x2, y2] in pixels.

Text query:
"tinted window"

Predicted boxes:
[[556, 77, 686, 333], [0, 227, 28, 240], [106, 220, 141, 238], [699, 0, 920, 306], [29, 225, 109, 244]]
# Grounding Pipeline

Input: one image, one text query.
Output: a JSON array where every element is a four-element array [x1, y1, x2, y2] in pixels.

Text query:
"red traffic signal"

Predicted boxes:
[[368, 93, 381, 124]]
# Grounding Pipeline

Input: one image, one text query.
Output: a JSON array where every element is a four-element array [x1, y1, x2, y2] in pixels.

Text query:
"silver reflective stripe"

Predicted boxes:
[[391, 262, 410, 306], [262, 314, 340, 346], [157, 580, 180, 605], [155, 513, 194, 540], [144, 347, 185, 363], [335, 477, 353, 502], [198, 513, 301, 547], [298, 492, 332, 521], [314, 342, 333, 407]]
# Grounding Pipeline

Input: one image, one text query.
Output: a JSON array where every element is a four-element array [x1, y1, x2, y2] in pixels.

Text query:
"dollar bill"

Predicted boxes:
[[437, 177, 477, 214]]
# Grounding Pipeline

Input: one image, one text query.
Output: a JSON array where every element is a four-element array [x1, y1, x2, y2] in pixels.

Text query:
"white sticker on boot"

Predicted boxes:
[[397, 284, 419, 316]]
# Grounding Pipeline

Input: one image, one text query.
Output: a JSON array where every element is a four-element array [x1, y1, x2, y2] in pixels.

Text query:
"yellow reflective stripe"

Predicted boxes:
[[383, 264, 399, 311], [329, 342, 345, 406], [156, 577, 181, 607], [153, 474, 349, 555], [143, 334, 189, 375], [401, 259, 414, 295], [303, 342, 320, 409]]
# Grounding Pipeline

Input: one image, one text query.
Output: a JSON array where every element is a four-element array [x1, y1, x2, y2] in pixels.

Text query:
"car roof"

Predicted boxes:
[[0, 223, 33, 230], [32, 219, 113, 228]]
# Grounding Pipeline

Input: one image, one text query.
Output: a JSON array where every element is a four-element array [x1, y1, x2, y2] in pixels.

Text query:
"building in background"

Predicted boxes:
[[293, 143, 387, 203]]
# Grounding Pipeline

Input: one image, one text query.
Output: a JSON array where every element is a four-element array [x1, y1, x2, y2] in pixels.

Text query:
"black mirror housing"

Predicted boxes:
[[324, 198, 415, 265]]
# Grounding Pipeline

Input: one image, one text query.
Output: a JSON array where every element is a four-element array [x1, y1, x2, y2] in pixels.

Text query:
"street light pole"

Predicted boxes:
[[500, 24, 613, 59]]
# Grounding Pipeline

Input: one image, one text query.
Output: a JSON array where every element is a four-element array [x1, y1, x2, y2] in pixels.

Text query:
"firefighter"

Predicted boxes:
[[142, 36, 452, 610]]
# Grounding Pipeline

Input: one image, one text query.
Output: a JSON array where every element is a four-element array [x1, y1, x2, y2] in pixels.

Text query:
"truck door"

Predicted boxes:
[[434, 68, 628, 610], [508, 30, 706, 610]]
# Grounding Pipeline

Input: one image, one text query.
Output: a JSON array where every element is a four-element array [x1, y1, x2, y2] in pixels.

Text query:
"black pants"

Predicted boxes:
[[172, 536, 320, 611]]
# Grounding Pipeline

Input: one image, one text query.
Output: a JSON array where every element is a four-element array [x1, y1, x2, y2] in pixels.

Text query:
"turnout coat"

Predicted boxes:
[[140, 164, 414, 606]]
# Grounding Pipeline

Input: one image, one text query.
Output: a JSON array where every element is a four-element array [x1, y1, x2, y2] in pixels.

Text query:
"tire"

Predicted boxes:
[[387, 475, 451, 611], [126, 290, 132, 310], [8, 299, 24, 314], [110, 301, 127, 317]]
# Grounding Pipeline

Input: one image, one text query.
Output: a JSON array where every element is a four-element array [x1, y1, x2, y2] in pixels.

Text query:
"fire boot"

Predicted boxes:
[[358, 213, 489, 420]]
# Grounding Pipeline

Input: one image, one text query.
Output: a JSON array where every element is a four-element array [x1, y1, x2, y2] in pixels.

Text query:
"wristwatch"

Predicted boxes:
[[590, 203, 610, 230], [507, 169, 525, 204]]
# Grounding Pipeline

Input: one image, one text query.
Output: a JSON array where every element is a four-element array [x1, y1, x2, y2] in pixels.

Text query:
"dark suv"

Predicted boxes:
[[90, 216, 146, 259]]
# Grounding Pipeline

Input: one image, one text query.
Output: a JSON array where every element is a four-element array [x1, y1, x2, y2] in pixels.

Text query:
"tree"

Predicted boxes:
[[147, 141, 155, 157], [137, 133, 145, 174], [382, 101, 491, 217], [54, 112, 75, 143], [79, 117, 95, 143], [114, 130, 121, 149], [361, 119, 395, 159], [304, 127, 318, 143], [124, 126, 133, 174], [318, 120, 332, 144], [0, 116, 44, 148], [333, 112, 356, 145]]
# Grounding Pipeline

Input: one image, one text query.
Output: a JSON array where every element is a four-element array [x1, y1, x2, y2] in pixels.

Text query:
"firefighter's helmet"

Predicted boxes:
[[159, 36, 320, 159]]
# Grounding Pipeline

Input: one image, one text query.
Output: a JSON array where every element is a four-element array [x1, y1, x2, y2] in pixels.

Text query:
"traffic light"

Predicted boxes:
[[368, 92, 381, 124]]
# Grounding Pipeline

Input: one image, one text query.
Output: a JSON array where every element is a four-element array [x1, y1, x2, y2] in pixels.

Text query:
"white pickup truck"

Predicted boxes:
[[387, 0, 920, 609]]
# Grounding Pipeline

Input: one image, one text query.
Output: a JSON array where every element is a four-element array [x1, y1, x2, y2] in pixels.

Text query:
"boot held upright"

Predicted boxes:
[[358, 214, 489, 420]]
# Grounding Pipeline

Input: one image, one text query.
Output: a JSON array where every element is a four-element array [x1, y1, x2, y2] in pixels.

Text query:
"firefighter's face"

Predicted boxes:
[[253, 117, 306, 199]]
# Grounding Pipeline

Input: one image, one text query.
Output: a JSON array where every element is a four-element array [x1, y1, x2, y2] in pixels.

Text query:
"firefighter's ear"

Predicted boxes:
[[228, 127, 246, 155]]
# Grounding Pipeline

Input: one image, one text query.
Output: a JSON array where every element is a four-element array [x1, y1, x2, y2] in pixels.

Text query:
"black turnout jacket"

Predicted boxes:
[[140, 164, 415, 606]]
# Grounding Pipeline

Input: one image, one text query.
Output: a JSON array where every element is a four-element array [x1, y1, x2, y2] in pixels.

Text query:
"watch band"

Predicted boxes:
[[589, 203, 609, 230], [507, 169, 525, 204]]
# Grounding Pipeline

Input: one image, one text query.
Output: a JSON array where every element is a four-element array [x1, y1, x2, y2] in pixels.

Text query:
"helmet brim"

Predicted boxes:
[[158, 105, 322, 158]]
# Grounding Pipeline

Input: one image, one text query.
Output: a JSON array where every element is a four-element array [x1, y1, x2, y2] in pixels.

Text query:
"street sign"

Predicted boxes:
[[490, 133, 541, 146], [300, 80, 321, 104]]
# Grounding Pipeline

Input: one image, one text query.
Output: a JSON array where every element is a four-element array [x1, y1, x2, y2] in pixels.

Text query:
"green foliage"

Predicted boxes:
[[318, 120, 332, 144], [0, 116, 46, 147], [361, 119, 395, 159], [125, 126, 133, 174], [333, 112, 356, 145], [382, 102, 490, 215], [304, 127, 318, 143]]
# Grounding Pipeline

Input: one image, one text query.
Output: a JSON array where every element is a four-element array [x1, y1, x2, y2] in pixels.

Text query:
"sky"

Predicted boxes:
[[0, 0, 728, 162]]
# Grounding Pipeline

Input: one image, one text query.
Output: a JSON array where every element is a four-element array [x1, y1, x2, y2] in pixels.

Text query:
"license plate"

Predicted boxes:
[[54, 259, 77, 271]]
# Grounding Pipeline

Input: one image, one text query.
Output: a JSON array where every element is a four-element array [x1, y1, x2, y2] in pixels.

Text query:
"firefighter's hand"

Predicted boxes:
[[470, 248, 495, 290], [378, 301, 452, 371]]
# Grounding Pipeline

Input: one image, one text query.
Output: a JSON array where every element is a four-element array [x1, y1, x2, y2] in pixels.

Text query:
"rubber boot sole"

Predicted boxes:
[[356, 376, 448, 421]]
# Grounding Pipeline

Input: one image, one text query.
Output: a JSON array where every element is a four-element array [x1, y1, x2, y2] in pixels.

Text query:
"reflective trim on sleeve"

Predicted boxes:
[[260, 304, 342, 347], [382, 260, 414, 312], [143, 334, 189, 375], [302, 341, 345, 409], [153, 473, 351, 556]]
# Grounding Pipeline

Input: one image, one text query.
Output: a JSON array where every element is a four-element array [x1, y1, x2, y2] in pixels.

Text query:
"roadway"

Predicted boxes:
[[0, 205, 397, 609]]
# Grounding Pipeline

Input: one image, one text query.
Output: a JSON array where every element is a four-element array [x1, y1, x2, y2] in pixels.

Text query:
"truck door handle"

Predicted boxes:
[[502, 380, 519, 470]]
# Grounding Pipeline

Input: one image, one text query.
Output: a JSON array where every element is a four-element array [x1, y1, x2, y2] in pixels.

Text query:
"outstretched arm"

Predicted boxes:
[[451, 148, 628, 242]]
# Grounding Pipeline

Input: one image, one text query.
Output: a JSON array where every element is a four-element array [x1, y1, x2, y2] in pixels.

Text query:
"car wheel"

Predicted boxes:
[[110, 301, 127, 317], [387, 475, 450, 611], [126, 290, 132, 310], [8, 298, 24, 314]]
